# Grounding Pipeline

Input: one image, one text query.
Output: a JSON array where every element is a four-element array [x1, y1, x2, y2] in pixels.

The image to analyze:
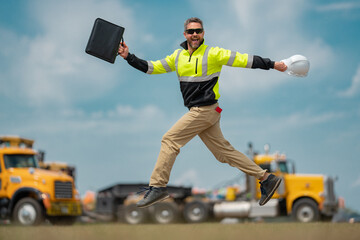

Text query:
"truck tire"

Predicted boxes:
[[12, 197, 44, 226], [183, 201, 209, 223], [48, 216, 78, 225], [150, 202, 179, 224], [121, 204, 148, 224], [292, 198, 320, 222]]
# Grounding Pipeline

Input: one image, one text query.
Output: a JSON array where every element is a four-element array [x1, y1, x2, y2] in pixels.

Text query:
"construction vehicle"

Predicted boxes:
[[210, 143, 338, 222], [0, 136, 82, 226], [86, 143, 338, 224], [85, 183, 195, 224], [37, 150, 77, 183]]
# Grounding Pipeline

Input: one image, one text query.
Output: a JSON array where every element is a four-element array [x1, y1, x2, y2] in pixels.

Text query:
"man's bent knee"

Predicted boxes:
[[161, 133, 180, 154]]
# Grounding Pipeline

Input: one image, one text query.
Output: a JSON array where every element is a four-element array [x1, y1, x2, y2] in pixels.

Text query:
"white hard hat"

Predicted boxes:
[[281, 55, 310, 77]]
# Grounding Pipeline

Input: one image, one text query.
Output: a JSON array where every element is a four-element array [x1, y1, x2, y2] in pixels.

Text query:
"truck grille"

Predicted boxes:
[[325, 177, 336, 202], [54, 181, 73, 199]]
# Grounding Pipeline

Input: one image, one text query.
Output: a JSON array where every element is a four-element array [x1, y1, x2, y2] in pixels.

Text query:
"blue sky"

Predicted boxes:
[[1, 0, 360, 212]]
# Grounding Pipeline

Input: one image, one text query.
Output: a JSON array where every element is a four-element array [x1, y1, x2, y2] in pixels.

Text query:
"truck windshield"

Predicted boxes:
[[4, 154, 38, 169], [278, 161, 289, 173]]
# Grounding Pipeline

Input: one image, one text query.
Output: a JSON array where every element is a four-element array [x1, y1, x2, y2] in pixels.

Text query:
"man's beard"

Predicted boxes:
[[189, 38, 202, 49]]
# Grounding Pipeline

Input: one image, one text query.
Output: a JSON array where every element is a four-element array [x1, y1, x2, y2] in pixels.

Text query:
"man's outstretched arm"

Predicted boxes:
[[118, 42, 148, 73], [251, 55, 287, 72]]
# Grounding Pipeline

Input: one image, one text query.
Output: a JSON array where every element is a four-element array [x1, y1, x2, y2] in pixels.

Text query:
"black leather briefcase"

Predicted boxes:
[[85, 18, 125, 64]]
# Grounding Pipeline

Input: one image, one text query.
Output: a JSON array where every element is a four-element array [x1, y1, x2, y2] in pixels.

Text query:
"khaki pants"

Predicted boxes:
[[149, 103, 266, 187]]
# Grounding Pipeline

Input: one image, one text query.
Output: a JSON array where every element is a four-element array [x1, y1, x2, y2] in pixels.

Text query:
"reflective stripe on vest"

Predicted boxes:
[[246, 54, 253, 68], [147, 61, 154, 74], [226, 51, 236, 67], [175, 49, 181, 77], [147, 58, 173, 74]]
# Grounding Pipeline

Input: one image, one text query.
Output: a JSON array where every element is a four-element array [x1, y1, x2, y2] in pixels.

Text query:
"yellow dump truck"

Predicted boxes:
[[211, 143, 338, 222], [0, 136, 82, 225], [251, 144, 338, 222]]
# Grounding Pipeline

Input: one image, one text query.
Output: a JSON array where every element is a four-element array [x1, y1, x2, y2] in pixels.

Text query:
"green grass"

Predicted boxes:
[[1, 222, 359, 240]]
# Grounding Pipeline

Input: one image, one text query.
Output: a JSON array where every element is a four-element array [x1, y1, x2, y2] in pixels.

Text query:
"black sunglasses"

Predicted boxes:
[[185, 28, 203, 34]]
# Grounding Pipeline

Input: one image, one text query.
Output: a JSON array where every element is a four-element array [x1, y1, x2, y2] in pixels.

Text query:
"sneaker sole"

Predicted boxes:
[[259, 178, 282, 206], [137, 194, 170, 208]]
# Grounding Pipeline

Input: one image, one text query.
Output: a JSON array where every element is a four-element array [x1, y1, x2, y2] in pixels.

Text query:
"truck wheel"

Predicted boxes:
[[12, 197, 44, 226], [183, 201, 209, 223], [292, 198, 320, 222], [150, 202, 179, 224], [122, 204, 148, 224], [48, 216, 78, 225]]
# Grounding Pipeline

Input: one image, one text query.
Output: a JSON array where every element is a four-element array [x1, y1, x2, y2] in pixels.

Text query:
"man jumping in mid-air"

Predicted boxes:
[[118, 17, 286, 208]]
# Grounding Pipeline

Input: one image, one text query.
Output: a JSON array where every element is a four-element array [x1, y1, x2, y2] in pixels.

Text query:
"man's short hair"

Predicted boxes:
[[184, 17, 203, 31]]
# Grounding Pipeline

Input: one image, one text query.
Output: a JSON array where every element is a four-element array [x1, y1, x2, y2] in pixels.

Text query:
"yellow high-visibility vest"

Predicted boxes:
[[146, 41, 252, 108]]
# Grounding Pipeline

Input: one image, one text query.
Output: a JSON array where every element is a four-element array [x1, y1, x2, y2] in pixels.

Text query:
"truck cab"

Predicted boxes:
[[0, 136, 82, 225]]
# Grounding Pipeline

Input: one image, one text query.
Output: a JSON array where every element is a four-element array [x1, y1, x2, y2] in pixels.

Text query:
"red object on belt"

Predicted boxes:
[[215, 106, 222, 113]]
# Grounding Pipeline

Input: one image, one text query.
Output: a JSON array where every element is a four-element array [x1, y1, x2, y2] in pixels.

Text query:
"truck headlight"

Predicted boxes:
[[74, 190, 81, 200]]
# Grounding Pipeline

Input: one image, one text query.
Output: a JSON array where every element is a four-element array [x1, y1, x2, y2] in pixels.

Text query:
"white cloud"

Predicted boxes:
[[338, 64, 360, 97], [173, 168, 202, 186], [107, 105, 162, 119], [8, 104, 167, 138], [0, 0, 136, 108], [73, 104, 165, 134], [280, 111, 345, 127], [0, 0, 338, 106], [353, 175, 360, 188], [315, 2, 360, 12], [195, 0, 335, 98], [225, 109, 345, 137]]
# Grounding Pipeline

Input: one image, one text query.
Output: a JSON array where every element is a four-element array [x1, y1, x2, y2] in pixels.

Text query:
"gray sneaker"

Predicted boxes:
[[259, 174, 282, 206], [136, 187, 170, 208]]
